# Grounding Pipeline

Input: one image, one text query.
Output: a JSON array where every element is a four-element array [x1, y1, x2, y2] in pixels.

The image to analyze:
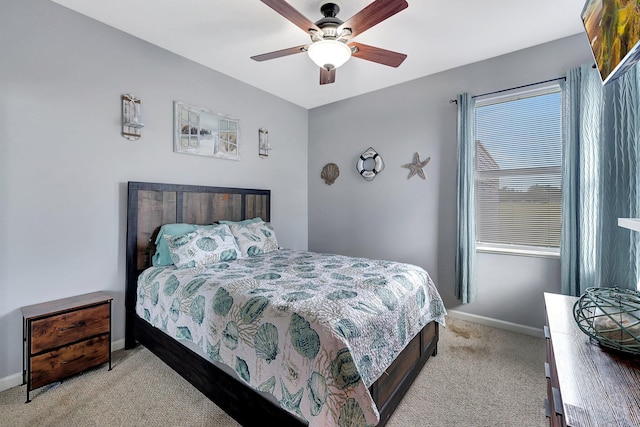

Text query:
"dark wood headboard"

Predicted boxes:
[[124, 181, 270, 348]]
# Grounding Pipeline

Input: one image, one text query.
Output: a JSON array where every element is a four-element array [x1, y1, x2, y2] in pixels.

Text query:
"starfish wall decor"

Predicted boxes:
[[402, 152, 431, 180]]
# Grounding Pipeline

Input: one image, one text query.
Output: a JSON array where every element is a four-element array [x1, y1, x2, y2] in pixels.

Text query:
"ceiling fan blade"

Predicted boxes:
[[320, 68, 336, 85], [251, 45, 308, 62], [339, 0, 408, 40], [350, 42, 407, 67], [260, 0, 321, 34]]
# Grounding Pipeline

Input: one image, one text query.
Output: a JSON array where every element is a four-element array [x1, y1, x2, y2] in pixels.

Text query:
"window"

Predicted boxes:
[[474, 84, 563, 256]]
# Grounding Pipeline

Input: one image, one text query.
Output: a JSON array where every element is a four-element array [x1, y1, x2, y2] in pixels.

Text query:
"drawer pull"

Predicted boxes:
[[61, 355, 84, 365], [544, 362, 551, 379], [60, 321, 86, 331], [552, 387, 563, 415], [544, 398, 550, 418]]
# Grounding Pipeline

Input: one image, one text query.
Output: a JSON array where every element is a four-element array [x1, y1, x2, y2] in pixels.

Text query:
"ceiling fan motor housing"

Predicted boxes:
[[316, 2, 344, 39]]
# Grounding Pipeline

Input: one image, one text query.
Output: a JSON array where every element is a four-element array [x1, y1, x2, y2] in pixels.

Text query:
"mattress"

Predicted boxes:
[[136, 249, 446, 426]]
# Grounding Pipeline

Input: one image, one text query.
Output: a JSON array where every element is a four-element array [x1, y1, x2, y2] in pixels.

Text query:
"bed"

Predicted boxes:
[[125, 181, 446, 426]]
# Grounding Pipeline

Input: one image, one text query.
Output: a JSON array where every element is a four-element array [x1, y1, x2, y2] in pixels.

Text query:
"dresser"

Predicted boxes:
[[21, 291, 112, 403], [544, 292, 640, 426]]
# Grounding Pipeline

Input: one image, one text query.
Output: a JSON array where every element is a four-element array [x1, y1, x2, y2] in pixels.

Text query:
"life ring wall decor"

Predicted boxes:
[[357, 147, 384, 181]]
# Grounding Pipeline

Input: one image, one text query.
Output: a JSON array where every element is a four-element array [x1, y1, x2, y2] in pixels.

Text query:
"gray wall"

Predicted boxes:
[[0, 0, 308, 380], [0, 0, 596, 384], [308, 34, 594, 330]]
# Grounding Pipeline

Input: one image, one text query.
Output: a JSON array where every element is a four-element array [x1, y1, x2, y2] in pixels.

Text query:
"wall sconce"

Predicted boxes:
[[122, 94, 144, 140], [258, 128, 271, 158]]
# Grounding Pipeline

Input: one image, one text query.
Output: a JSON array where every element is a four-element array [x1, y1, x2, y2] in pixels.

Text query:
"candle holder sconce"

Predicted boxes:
[[259, 128, 271, 158], [122, 94, 144, 140]]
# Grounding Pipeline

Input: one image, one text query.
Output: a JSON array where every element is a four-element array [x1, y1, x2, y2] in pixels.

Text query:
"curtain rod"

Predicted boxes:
[[449, 76, 566, 104]]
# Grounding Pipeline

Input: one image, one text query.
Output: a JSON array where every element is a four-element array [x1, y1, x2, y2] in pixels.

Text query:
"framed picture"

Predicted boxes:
[[582, 0, 640, 85], [173, 101, 239, 160]]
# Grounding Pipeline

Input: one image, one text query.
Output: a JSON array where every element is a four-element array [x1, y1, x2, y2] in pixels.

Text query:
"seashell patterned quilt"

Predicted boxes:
[[136, 249, 446, 426]]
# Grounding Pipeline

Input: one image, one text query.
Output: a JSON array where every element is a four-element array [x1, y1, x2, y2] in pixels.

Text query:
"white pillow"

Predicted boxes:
[[165, 224, 241, 269], [229, 221, 279, 257]]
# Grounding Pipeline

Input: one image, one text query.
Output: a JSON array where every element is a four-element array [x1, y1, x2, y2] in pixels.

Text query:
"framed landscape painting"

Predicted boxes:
[[582, 0, 640, 84], [173, 101, 240, 160]]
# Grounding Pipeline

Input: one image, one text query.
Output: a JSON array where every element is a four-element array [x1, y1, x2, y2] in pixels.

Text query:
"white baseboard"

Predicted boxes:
[[112, 338, 125, 352], [0, 338, 127, 393], [446, 310, 544, 338], [0, 372, 23, 394]]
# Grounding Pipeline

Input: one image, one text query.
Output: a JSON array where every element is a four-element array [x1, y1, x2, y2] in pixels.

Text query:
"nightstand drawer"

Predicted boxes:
[[30, 334, 109, 389], [30, 303, 110, 353]]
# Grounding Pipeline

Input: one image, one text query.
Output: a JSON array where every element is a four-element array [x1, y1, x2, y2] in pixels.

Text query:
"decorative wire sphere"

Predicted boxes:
[[573, 287, 640, 355]]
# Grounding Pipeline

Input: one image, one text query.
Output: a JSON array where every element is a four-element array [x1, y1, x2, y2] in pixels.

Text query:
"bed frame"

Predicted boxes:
[[125, 181, 439, 426]]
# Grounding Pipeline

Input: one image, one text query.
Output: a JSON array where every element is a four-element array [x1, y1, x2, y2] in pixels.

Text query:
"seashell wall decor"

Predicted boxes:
[[321, 163, 340, 185]]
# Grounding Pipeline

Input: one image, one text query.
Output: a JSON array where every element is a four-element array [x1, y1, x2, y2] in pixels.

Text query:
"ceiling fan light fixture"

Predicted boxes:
[[307, 39, 352, 71]]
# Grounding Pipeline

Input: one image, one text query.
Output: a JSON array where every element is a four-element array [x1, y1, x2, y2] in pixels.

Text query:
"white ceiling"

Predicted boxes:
[[50, 0, 587, 109]]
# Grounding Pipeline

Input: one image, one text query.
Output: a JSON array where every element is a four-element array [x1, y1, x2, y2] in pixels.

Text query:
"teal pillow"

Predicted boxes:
[[219, 217, 263, 227], [152, 223, 197, 266]]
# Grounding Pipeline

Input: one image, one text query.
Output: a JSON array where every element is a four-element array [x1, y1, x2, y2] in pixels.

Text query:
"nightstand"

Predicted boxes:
[[21, 291, 112, 403]]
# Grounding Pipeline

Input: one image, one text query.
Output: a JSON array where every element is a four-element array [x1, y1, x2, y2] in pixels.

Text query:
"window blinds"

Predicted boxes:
[[474, 86, 563, 252]]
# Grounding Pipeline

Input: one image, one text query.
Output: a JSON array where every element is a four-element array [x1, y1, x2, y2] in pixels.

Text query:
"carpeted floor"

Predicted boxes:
[[0, 317, 547, 426]]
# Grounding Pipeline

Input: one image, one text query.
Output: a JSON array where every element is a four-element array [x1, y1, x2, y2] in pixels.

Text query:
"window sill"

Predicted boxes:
[[476, 244, 560, 259]]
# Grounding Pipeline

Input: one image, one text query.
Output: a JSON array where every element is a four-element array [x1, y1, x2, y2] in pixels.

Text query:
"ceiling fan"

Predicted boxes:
[[251, 0, 408, 85]]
